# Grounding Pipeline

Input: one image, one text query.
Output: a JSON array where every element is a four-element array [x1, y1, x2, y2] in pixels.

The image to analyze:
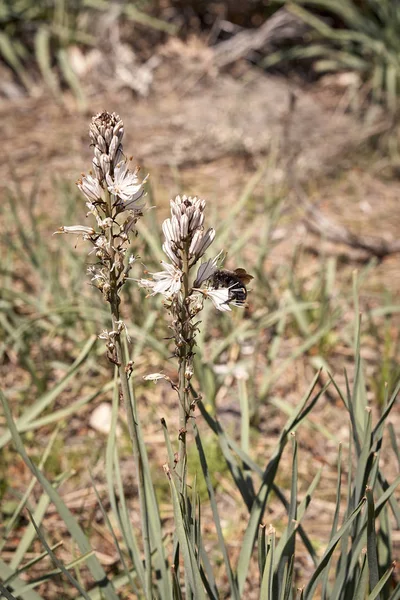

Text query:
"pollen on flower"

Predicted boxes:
[[136, 261, 183, 298], [106, 161, 145, 204]]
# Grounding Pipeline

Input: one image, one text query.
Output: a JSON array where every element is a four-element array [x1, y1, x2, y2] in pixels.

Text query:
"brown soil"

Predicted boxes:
[[1, 41, 400, 598]]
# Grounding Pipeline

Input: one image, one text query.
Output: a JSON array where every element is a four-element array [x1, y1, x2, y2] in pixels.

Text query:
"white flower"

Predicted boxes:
[[162, 217, 180, 244], [106, 161, 144, 203], [144, 373, 169, 382], [54, 225, 95, 237], [77, 174, 104, 203], [189, 227, 215, 260], [193, 252, 222, 286], [137, 261, 182, 297], [206, 288, 232, 312], [162, 241, 181, 267]]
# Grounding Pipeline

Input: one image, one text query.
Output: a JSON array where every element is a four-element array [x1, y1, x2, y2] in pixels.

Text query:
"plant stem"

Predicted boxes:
[[105, 190, 153, 598], [178, 245, 190, 498]]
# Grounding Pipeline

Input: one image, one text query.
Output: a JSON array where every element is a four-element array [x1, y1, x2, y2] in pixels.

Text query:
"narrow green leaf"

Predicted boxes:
[[354, 551, 368, 600], [5, 543, 64, 587], [126, 368, 172, 599], [321, 444, 342, 600], [89, 471, 140, 596], [0, 582, 19, 600], [368, 563, 396, 600], [388, 423, 400, 468], [10, 491, 53, 571], [372, 380, 400, 443], [260, 527, 275, 600], [237, 375, 326, 594], [274, 435, 298, 597], [0, 32, 34, 91], [258, 525, 267, 576], [57, 48, 86, 111], [366, 488, 380, 592], [354, 409, 373, 506], [106, 384, 145, 589], [0, 335, 97, 448], [0, 390, 119, 600], [161, 417, 177, 469], [238, 378, 250, 454], [304, 498, 367, 599], [26, 381, 114, 432], [0, 425, 60, 553], [388, 580, 400, 600], [172, 566, 184, 600], [0, 559, 44, 600], [34, 27, 60, 97], [377, 472, 400, 527], [28, 512, 92, 600], [197, 398, 317, 565], [280, 556, 295, 600], [193, 423, 239, 600], [165, 466, 206, 600]]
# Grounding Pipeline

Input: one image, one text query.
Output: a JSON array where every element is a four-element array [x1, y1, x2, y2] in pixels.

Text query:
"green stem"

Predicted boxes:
[[176, 244, 193, 599], [178, 245, 190, 499], [105, 190, 153, 598]]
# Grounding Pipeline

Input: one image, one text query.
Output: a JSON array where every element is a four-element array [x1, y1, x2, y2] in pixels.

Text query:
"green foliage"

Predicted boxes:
[[278, 0, 400, 113], [0, 166, 399, 598], [0, 0, 89, 105], [0, 0, 176, 106]]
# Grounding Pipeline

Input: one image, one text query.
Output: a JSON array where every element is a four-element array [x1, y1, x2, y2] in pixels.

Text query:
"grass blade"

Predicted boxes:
[[193, 422, 239, 600], [27, 512, 92, 600], [368, 563, 397, 600], [0, 335, 97, 448], [0, 559, 44, 600], [366, 488, 380, 592], [0, 390, 119, 600], [260, 527, 275, 600], [304, 498, 367, 600], [165, 464, 206, 600]]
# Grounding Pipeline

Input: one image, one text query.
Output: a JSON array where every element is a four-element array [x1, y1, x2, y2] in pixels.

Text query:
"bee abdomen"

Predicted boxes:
[[211, 269, 248, 305]]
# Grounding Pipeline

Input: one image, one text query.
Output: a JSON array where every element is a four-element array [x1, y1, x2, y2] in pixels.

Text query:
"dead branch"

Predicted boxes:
[[213, 8, 309, 69], [294, 181, 400, 260]]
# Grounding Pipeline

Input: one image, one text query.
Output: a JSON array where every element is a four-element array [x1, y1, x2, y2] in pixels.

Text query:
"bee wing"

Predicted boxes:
[[234, 268, 254, 285]]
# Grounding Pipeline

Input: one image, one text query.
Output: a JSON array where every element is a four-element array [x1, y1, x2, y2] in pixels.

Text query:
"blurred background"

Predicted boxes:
[[1, 0, 400, 597]]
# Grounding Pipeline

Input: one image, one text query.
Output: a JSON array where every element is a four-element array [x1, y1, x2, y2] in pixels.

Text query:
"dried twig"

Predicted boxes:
[[213, 8, 309, 68], [282, 92, 400, 261]]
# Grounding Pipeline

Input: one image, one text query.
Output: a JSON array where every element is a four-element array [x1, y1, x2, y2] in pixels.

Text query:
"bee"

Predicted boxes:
[[210, 268, 254, 306]]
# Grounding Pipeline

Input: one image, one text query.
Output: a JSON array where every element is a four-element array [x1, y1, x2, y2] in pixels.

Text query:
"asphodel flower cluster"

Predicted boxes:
[[138, 194, 250, 313], [138, 195, 249, 374], [56, 111, 146, 360], [138, 194, 251, 483]]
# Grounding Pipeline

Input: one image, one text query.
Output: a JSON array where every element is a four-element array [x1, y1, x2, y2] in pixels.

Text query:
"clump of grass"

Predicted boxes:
[[0, 0, 177, 107], [0, 111, 399, 599], [274, 0, 400, 114]]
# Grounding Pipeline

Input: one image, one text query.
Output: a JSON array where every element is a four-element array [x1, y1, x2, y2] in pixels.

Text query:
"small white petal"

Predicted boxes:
[[144, 373, 168, 382], [171, 216, 180, 242], [106, 161, 144, 204], [191, 228, 215, 259], [54, 225, 95, 236], [77, 174, 104, 203], [100, 153, 111, 175], [190, 209, 202, 230], [162, 219, 175, 242], [163, 241, 181, 267], [207, 288, 232, 312], [189, 230, 202, 256], [180, 214, 189, 239], [194, 253, 221, 286], [136, 262, 182, 298]]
